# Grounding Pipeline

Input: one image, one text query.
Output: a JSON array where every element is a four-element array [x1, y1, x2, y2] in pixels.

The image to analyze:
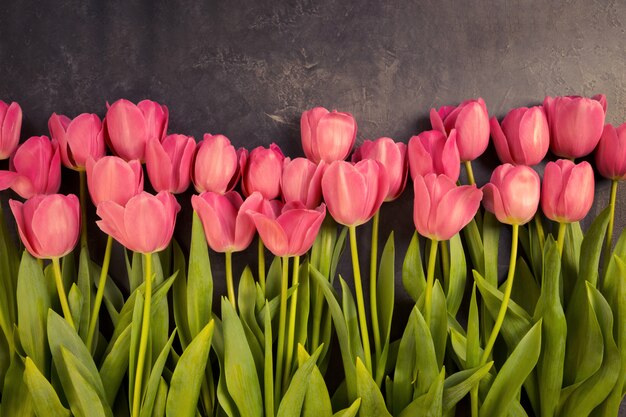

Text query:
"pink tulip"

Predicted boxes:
[[0, 136, 60, 199], [321, 160, 388, 227], [301, 107, 357, 164], [192, 134, 242, 194], [281, 158, 325, 209], [490, 106, 549, 166], [191, 191, 267, 253], [430, 98, 490, 162], [595, 123, 626, 180], [145, 134, 195, 194], [48, 113, 105, 170], [541, 160, 594, 223], [247, 202, 326, 257], [408, 130, 460, 182], [241, 143, 284, 199], [96, 191, 180, 253], [352, 137, 408, 201], [10, 194, 80, 259], [86, 156, 143, 206], [543, 94, 606, 159], [0, 101, 22, 159], [482, 164, 540, 225], [413, 174, 482, 241], [104, 99, 168, 161]]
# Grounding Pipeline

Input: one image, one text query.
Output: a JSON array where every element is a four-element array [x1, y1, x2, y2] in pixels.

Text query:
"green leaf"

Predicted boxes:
[[430, 281, 447, 368], [296, 260, 310, 348], [77, 247, 92, 343], [0, 355, 33, 416], [340, 277, 364, 365], [462, 218, 484, 275], [299, 345, 332, 417], [23, 356, 70, 417], [392, 307, 418, 414], [442, 362, 493, 413], [265, 256, 283, 301], [238, 266, 264, 347], [129, 290, 145, 411], [402, 232, 425, 303], [172, 240, 191, 349], [482, 212, 500, 286], [447, 234, 466, 316], [466, 284, 481, 369], [510, 258, 540, 316], [89, 259, 124, 321], [413, 306, 439, 397], [211, 318, 239, 417], [277, 345, 323, 417], [332, 398, 361, 417], [398, 368, 444, 417], [187, 212, 213, 338], [126, 250, 144, 294], [166, 321, 214, 417], [577, 207, 610, 288], [377, 232, 395, 350], [561, 222, 583, 301], [355, 357, 392, 417], [99, 323, 131, 405], [263, 305, 274, 417], [151, 378, 168, 417], [141, 331, 176, 417], [68, 284, 83, 333]]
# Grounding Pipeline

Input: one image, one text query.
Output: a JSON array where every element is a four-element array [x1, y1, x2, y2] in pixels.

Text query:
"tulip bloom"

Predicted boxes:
[[413, 174, 482, 241], [96, 191, 180, 254], [105, 99, 168, 161], [241, 143, 284, 200], [145, 134, 195, 194], [430, 98, 490, 162], [0, 100, 22, 159], [301, 107, 357, 164], [321, 160, 388, 227], [543, 95, 606, 159], [490, 106, 549, 166], [0, 136, 60, 199], [408, 129, 460, 182], [281, 158, 325, 209], [86, 156, 143, 206], [595, 123, 626, 180], [247, 202, 326, 257], [352, 137, 408, 201], [192, 134, 242, 194], [48, 113, 105, 170], [482, 164, 540, 225], [10, 194, 80, 259], [541, 160, 594, 223]]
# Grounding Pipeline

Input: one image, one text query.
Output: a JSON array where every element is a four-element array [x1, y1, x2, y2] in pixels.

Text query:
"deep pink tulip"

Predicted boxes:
[[104, 99, 168, 161], [413, 174, 482, 241], [490, 106, 549, 166], [48, 113, 105, 170], [281, 158, 325, 209], [301, 107, 357, 164], [408, 129, 460, 182], [0, 136, 61, 199], [86, 156, 143, 206], [595, 123, 626, 180], [321, 160, 388, 227], [352, 137, 408, 201], [241, 143, 284, 199], [191, 191, 266, 253], [0, 101, 22, 159], [482, 164, 540, 225], [145, 134, 195, 194], [192, 134, 242, 194], [10, 194, 80, 259], [247, 202, 326, 257], [430, 98, 490, 162], [543, 94, 606, 159], [541, 160, 594, 223], [96, 191, 180, 254]]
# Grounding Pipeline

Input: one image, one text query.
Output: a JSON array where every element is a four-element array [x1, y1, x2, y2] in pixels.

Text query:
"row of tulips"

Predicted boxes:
[[0, 93, 624, 417]]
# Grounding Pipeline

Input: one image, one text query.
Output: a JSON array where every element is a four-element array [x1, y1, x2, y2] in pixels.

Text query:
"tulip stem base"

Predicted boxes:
[[79, 170, 88, 249], [52, 257, 75, 330], [86, 235, 113, 352], [275, 256, 289, 403], [424, 239, 439, 325], [283, 255, 300, 389], [464, 160, 476, 185], [132, 252, 153, 417], [258, 239, 266, 292], [225, 251, 236, 310], [370, 210, 381, 363], [349, 226, 373, 373], [556, 222, 567, 256], [603, 180, 618, 274]]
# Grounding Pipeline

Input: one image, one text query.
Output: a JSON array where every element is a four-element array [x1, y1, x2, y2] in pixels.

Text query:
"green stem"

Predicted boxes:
[[556, 222, 567, 256], [79, 170, 88, 249], [52, 257, 75, 329], [349, 226, 372, 373], [258, 239, 266, 292], [310, 286, 324, 350], [464, 160, 476, 185], [132, 252, 153, 417], [370, 210, 381, 362], [471, 386, 479, 417], [282, 255, 300, 389], [603, 180, 618, 274], [440, 240, 450, 284], [480, 224, 518, 364], [424, 239, 439, 325], [275, 256, 289, 402], [86, 235, 113, 351], [534, 213, 545, 255], [225, 251, 236, 310]]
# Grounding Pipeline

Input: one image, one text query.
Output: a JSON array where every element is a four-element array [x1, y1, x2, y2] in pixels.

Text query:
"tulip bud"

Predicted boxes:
[[541, 160, 594, 223], [192, 134, 241, 194], [595, 123, 626, 180], [281, 158, 325, 209], [105, 99, 168, 161], [242, 143, 284, 199], [86, 156, 143, 206], [408, 130, 460, 182], [352, 137, 408, 201], [48, 113, 105, 170], [145, 134, 195, 194], [10, 194, 80, 259], [490, 106, 549, 166], [301, 107, 357, 164], [482, 164, 540, 225], [543, 94, 606, 159], [0, 100, 22, 159], [0, 136, 61, 199], [413, 174, 482, 241]]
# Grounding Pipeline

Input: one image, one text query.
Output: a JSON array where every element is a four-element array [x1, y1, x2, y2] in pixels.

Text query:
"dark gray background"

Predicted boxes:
[[1, 0, 625, 414]]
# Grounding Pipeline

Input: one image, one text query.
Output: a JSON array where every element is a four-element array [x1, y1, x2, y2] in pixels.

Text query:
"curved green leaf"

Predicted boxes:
[[442, 362, 493, 413], [447, 234, 466, 315], [99, 323, 131, 405], [277, 345, 323, 417], [140, 330, 176, 417], [402, 232, 424, 303], [356, 357, 392, 417], [187, 212, 213, 338], [332, 398, 361, 417], [23, 356, 70, 417]]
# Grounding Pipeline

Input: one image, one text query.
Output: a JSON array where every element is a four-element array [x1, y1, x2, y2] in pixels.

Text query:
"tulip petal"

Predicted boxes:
[[561, 162, 594, 222], [123, 193, 169, 253], [541, 162, 563, 221], [9, 199, 40, 258], [247, 212, 289, 256], [65, 114, 103, 168], [31, 195, 79, 258], [322, 161, 367, 226], [490, 116, 513, 165], [146, 137, 174, 192], [433, 186, 482, 240], [429, 108, 446, 134], [191, 193, 235, 253], [412, 175, 432, 239], [314, 112, 356, 163], [0, 102, 22, 159], [455, 101, 490, 161], [96, 201, 129, 247], [106, 99, 147, 160]]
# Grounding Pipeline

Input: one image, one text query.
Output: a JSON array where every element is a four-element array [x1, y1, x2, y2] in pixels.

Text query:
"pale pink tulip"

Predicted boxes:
[[48, 113, 105, 170], [86, 156, 143, 206], [145, 134, 195, 194], [541, 160, 594, 223], [192, 134, 243, 194], [482, 164, 540, 225], [595, 123, 626, 180], [281, 158, 325, 209], [490, 106, 549, 166], [301, 107, 357, 163], [352, 137, 408, 201], [408, 129, 460, 182], [241, 144, 284, 199], [0, 101, 22, 159]]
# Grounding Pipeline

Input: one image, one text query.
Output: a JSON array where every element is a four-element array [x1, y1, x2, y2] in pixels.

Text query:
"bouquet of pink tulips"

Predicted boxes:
[[0, 93, 623, 417]]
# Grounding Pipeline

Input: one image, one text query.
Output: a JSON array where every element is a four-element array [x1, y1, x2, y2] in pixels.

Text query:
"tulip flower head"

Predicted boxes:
[[408, 129, 460, 182], [482, 164, 540, 225], [192, 133, 243, 194], [145, 134, 195, 194], [490, 106, 549, 166], [595, 123, 626, 180], [48, 112, 105, 170], [86, 156, 143, 206], [301, 107, 357, 164], [241, 143, 284, 200], [10, 194, 80, 259], [0, 100, 22, 159], [352, 137, 408, 201], [541, 159, 594, 223], [281, 157, 325, 209]]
